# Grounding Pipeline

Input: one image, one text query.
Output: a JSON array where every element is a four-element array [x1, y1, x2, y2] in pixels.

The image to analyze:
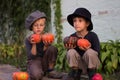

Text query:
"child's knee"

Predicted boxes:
[[31, 71, 43, 79], [67, 49, 77, 57], [84, 48, 98, 57]]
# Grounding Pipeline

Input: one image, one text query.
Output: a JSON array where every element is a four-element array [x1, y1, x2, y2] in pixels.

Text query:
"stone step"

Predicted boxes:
[[0, 64, 89, 80], [0, 64, 20, 80]]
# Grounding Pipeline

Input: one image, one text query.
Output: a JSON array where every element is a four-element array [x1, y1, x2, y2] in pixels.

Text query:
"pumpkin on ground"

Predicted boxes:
[[31, 34, 41, 43], [77, 39, 91, 48], [92, 73, 103, 80], [12, 72, 29, 80]]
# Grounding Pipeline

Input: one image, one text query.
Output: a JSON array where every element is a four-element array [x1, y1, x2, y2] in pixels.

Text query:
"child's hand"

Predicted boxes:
[[77, 39, 91, 51], [29, 34, 41, 44], [79, 43, 91, 51], [29, 36, 37, 44], [42, 33, 54, 46], [64, 43, 76, 49], [63, 36, 78, 49], [43, 40, 52, 46]]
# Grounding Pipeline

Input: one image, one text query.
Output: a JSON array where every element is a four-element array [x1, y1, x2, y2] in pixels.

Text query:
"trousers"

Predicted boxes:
[[27, 45, 58, 80], [67, 48, 100, 74]]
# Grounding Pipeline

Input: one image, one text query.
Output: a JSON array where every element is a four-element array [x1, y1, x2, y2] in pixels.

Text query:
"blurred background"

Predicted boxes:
[[0, 0, 120, 80], [53, 0, 120, 42]]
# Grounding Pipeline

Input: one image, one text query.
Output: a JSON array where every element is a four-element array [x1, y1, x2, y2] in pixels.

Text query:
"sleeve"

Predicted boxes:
[[25, 38, 36, 59], [91, 32, 100, 55]]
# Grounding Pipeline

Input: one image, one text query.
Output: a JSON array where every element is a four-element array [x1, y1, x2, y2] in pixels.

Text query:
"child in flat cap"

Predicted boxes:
[[25, 10, 62, 80], [63, 8, 101, 80]]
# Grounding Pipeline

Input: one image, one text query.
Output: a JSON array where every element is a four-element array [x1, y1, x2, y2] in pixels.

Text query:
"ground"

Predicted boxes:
[[0, 64, 119, 80], [0, 64, 88, 80], [0, 64, 63, 80]]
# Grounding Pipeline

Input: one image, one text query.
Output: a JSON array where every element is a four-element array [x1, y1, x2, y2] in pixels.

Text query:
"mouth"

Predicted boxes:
[[35, 30, 42, 34], [75, 27, 80, 29], [37, 30, 41, 32]]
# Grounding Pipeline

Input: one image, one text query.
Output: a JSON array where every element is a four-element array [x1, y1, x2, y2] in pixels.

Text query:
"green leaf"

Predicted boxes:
[[106, 61, 112, 73], [119, 57, 120, 63], [111, 55, 118, 69], [101, 51, 110, 62], [118, 49, 120, 55], [112, 48, 117, 55], [100, 43, 106, 50]]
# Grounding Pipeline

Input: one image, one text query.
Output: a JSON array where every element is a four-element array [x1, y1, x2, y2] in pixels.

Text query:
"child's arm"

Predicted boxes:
[[31, 44, 37, 55], [25, 38, 37, 59], [91, 33, 100, 54], [42, 39, 53, 51], [29, 36, 38, 55]]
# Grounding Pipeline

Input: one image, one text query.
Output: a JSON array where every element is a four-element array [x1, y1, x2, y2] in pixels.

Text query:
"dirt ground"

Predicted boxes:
[[0, 64, 62, 80], [0, 64, 88, 80], [0, 64, 120, 80], [0, 64, 20, 80]]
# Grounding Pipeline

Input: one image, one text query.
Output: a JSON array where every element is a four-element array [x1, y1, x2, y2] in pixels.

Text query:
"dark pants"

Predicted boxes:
[[27, 45, 58, 80]]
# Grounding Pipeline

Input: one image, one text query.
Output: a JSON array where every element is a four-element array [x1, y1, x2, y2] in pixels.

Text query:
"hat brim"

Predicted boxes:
[[67, 14, 93, 31]]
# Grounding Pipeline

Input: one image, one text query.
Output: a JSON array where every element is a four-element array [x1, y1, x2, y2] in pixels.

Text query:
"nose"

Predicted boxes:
[[74, 21, 79, 27], [37, 26, 41, 29]]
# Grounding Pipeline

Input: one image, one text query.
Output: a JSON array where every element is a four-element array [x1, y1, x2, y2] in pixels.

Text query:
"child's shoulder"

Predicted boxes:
[[89, 31, 97, 35], [25, 36, 30, 43], [88, 31, 98, 38], [70, 32, 76, 37]]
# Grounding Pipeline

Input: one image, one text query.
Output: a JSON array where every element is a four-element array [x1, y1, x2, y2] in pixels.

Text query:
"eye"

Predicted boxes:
[[33, 24, 38, 27], [40, 24, 45, 26], [78, 19, 82, 22], [73, 19, 77, 22]]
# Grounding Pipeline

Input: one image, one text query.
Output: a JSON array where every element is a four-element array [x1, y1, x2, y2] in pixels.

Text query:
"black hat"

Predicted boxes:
[[67, 8, 93, 31], [25, 10, 46, 30]]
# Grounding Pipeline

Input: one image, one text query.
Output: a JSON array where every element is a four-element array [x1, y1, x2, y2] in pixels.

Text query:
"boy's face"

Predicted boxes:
[[32, 18, 46, 34], [73, 17, 90, 32]]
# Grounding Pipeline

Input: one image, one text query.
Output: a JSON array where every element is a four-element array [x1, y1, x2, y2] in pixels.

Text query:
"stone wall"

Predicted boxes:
[[51, 0, 120, 42]]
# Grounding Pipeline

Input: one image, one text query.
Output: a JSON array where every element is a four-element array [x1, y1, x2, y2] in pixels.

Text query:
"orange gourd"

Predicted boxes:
[[77, 39, 90, 48], [42, 33, 54, 43], [31, 34, 41, 43], [12, 72, 29, 80]]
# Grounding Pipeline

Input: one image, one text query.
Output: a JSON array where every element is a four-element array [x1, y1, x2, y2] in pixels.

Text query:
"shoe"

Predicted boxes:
[[62, 74, 74, 80], [47, 70, 64, 79], [88, 69, 96, 80], [61, 69, 82, 80]]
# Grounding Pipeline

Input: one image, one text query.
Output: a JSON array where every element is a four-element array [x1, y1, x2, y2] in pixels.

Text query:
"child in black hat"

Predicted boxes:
[[25, 10, 62, 80], [63, 8, 101, 80]]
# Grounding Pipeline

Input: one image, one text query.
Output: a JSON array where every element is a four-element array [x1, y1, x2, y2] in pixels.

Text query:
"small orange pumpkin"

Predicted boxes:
[[42, 33, 54, 43], [77, 39, 91, 48], [12, 72, 29, 80], [31, 34, 41, 43]]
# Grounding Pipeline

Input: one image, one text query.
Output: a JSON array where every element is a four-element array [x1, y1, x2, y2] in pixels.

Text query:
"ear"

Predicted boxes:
[[86, 21, 90, 27]]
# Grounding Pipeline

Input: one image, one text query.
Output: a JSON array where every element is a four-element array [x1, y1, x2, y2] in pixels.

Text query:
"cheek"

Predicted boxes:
[[41, 26, 45, 30], [32, 27, 36, 31], [32, 28, 37, 33]]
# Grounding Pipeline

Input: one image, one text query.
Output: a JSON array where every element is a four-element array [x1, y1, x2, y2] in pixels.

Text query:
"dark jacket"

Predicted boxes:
[[25, 38, 45, 60], [70, 31, 100, 56]]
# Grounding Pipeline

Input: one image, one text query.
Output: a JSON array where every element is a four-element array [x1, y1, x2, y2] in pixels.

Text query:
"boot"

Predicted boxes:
[[47, 70, 64, 79], [74, 69, 82, 80], [87, 68, 96, 80], [45, 68, 65, 79], [62, 69, 82, 80]]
